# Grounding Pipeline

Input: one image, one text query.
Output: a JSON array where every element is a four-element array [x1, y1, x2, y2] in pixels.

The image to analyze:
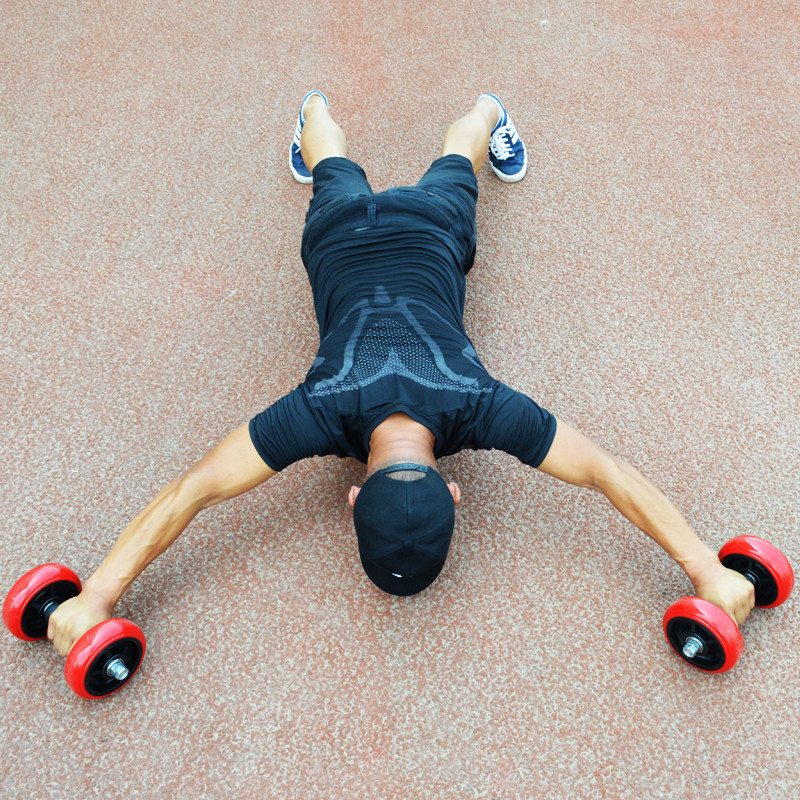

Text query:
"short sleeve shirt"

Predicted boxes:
[[249, 157, 557, 472]]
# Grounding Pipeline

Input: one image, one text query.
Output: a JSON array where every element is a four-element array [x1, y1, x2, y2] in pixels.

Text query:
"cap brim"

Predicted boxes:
[[359, 552, 446, 597]]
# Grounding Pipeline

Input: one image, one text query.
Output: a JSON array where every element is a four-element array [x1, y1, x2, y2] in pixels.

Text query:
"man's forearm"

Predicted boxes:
[[596, 457, 719, 583], [537, 420, 755, 622], [82, 477, 204, 607], [79, 424, 275, 607]]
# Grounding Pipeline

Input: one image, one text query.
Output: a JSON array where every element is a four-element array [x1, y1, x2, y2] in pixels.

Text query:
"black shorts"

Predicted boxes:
[[301, 154, 479, 275]]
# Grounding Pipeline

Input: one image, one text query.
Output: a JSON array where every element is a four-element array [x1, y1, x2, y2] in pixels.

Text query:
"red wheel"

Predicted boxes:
[[65, 618, 146, 699], [719, 536, 794, 608], [3, 564, 81, 641], [663, 596, 744, 673]]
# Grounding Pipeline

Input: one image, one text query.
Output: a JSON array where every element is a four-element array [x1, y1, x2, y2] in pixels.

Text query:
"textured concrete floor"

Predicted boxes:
[[2, 2, 799, 799]]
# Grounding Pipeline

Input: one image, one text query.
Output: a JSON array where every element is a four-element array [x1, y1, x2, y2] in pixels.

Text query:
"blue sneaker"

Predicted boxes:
[[290, 90, 329, 184], [478, 93, 528, 183]]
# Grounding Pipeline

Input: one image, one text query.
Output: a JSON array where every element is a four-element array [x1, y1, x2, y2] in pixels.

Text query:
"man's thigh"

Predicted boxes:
[[416, 153, 479, 208], [415, 154, 479, 273], [306, 157, 373, 219]]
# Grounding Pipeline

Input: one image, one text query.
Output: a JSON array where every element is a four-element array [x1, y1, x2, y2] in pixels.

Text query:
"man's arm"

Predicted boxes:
[[48, 423, 277, 656], [537, 418, 755, 625]]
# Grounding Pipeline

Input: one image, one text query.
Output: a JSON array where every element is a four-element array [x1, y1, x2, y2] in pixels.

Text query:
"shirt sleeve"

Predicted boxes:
[[248, 386, 336, 472], [473, 382, 558, 468]]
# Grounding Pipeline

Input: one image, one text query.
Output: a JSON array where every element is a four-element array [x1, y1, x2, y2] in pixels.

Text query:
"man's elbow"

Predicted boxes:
[[172, 468, 222, 512], [586, 453, 630, 497]]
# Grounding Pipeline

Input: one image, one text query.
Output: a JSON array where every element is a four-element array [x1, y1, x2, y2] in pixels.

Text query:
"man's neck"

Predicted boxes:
[[366, 412, 437, 477]]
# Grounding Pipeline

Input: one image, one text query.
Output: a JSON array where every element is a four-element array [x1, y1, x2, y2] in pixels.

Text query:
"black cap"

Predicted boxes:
[[353, 463, 455, 596]]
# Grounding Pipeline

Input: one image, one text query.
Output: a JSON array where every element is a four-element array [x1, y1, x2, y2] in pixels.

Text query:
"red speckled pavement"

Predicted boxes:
[[2, 3, 799, 799]]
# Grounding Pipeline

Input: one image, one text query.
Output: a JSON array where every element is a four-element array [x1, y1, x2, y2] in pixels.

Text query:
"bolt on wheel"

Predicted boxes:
[[65, 618, 146, 699]]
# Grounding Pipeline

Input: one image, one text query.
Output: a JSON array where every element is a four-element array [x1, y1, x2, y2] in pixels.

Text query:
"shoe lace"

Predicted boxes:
[[489, 124, 519, 161]]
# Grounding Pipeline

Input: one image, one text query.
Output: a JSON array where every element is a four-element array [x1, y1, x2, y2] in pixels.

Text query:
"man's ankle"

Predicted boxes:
[[476, 97, 500, 129]]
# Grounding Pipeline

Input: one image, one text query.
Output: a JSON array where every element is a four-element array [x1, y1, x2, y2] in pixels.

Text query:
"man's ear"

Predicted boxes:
[[447, 482, 462, 505], [348, 485, 360, 507]]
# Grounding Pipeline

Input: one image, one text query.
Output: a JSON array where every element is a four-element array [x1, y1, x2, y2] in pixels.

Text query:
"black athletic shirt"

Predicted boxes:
[[249, 172, 557, 472]]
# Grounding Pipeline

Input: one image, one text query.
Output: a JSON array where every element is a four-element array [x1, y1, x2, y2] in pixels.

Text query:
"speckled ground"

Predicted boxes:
[[2, 2, 799, 799]]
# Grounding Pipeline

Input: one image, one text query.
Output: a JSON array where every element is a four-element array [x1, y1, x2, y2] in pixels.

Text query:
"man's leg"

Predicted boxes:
[[415, 95, 528, 275], [296, 91, 375, 270], [441, 97, 500, 175], [300, 94, 348, 173], [290, 91, 349, 184], [443, 94, 528, 182], [292, 91, 373, 208]]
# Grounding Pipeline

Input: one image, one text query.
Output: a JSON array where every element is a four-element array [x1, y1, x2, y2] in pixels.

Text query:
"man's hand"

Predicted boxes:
[[690, 560, 756, 627], [47, 589, 113, 657]]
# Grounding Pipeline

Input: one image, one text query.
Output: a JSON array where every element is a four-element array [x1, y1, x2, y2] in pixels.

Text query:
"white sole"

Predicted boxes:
[[290, 157, 314, 184], [490, 149, 528, 183]]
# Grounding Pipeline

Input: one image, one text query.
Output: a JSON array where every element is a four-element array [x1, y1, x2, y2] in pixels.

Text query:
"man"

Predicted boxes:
[[48, 92, 754, 657]]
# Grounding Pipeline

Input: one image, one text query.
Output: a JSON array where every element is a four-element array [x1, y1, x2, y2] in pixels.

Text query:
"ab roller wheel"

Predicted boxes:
[[663, 536, 794, 673], [3, 563, 146, 698], [5, 540, 793, 690]]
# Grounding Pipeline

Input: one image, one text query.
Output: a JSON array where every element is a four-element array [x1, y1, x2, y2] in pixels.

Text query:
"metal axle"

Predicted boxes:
[[105, 658, 130, 681], [682, 635, 706, 659]]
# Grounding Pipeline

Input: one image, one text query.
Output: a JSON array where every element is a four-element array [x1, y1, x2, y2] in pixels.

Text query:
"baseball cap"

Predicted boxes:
[[353, 463, 456, 596]]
